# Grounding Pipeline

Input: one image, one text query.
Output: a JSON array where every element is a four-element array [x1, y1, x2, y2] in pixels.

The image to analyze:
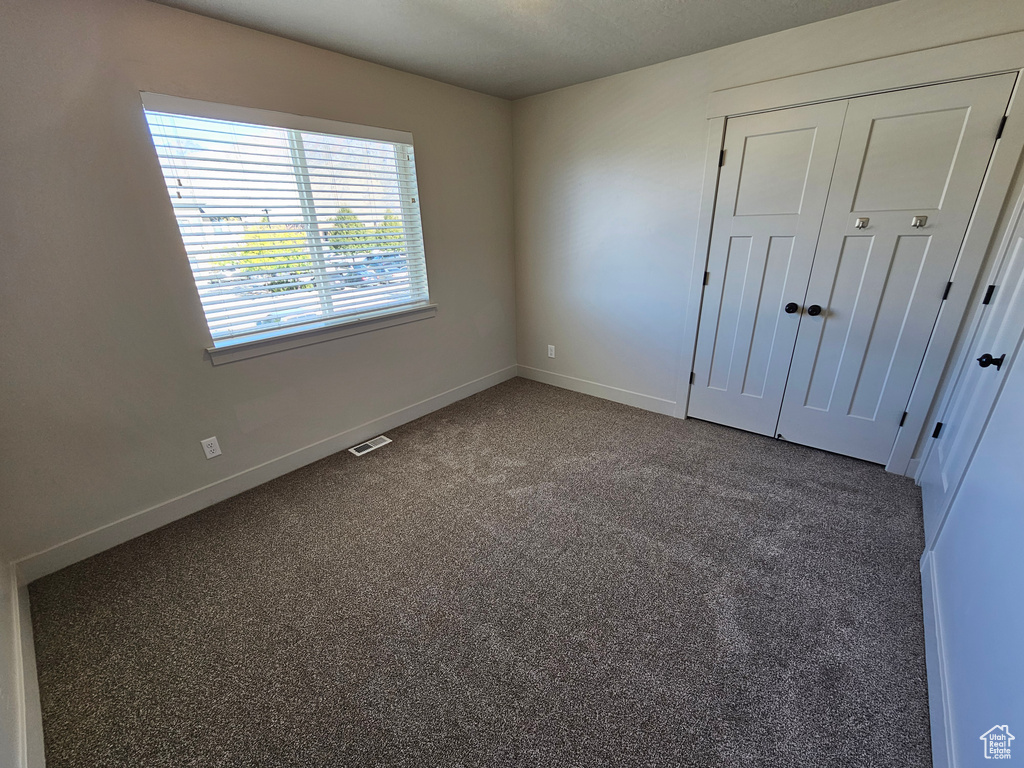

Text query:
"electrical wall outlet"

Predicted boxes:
[[201, 436, 222, 459], [547, 345, 555, 358]]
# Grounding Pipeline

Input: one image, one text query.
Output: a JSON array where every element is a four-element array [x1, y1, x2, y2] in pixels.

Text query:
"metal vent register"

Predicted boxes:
[[348, 435, 392, 456]]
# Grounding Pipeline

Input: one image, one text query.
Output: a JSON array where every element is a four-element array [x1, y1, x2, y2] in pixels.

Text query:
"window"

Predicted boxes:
[[141, 94, 432, 356]]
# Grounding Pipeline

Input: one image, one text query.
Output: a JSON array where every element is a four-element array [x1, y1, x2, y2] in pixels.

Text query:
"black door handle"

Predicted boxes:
[[977, 353, 1006, 370], [784, 302, 800, 314], [806, 304, 823, 316]]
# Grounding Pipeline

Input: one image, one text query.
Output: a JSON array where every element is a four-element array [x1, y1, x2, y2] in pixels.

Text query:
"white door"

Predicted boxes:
[[919, 200, 1024, 541], [775, 75, 1014, 463], [688, 101, 847, 435], [925, 343, 1024, 766]]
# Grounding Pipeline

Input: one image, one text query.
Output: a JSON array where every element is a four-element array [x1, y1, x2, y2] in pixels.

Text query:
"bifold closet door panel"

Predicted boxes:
[[688, 101, 848, 435], [776, 74, 1016, 463]]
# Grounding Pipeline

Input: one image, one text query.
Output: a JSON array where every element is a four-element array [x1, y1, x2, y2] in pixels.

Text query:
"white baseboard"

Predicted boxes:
[[14, 365, 518, 585], [15, 582, 44, 768], [516, 366, 676, 416], [906, 457, 921, 482], [1, 564, 23, 768], [2, 562, 43, 768], [920, 551, 951, 768]]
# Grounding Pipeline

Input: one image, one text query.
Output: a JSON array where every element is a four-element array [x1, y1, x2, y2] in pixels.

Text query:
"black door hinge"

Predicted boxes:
[[719, 149, 726, 167], [932, 421, 944, 438], [900, 411, 908, 427], [997, 115, 1007, 140], [983, 284, 996, 305], [690, 371, 695, 385], [704, 271, 710, 286], [942, 281, 953, 300]]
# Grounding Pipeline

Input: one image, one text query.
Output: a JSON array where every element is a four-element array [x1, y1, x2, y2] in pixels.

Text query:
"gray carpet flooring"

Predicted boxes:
[[29, 378, 931, 767]]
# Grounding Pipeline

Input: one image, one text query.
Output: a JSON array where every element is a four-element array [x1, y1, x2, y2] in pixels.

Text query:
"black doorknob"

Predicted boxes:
[[807, 304, 823, 316], [784, 302, 799, 314], [977, 353, 1006, 370]]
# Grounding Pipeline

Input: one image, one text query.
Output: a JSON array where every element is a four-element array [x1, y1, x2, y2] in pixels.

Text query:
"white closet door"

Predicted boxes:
[[920, 209, 1024, 541], [776, 74, 1015, 463], [688, 101, 847, 435], [926, 344, 1024, 766]]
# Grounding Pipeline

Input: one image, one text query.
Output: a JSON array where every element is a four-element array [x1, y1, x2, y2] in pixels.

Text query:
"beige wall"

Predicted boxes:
[[512, 0, 1024, 412], [0, 0, 516, 562]]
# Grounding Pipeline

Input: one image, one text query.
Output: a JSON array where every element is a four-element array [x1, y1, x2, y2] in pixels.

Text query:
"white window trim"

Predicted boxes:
[[140, 93, 414, 146], [206, 302, 437, 365]]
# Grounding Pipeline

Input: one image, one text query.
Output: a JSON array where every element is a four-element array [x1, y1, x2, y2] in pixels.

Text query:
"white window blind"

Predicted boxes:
[[141, 95, 430, 348]]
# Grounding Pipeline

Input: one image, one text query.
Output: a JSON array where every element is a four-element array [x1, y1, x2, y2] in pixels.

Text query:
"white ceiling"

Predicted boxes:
[[150, 0, 901, 100]]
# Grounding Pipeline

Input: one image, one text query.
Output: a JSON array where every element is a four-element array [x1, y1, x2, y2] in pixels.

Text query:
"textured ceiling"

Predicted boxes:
[[149, 0, 901, 99]]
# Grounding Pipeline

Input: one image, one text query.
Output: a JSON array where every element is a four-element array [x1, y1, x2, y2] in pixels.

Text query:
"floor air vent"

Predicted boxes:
[[348, 435, 392, 456]]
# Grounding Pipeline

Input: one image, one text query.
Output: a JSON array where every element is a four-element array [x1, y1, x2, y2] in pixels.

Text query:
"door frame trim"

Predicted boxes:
[[707, 31, 1024, 119], [673, 116, 725, 419], [674, 31, 1024, 476]]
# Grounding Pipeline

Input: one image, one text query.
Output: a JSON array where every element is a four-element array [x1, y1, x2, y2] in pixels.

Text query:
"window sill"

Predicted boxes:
[[205, 303, 438, 365]]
